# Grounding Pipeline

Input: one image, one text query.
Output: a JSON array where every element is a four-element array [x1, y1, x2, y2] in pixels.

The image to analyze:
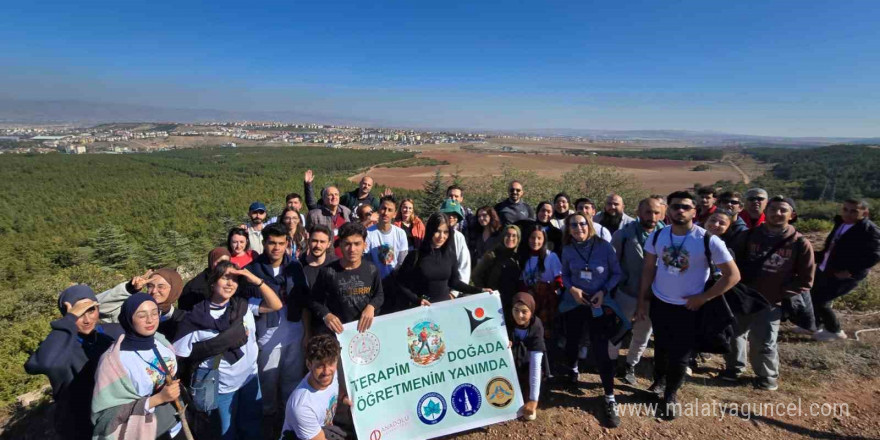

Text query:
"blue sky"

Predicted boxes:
[[2, 0, 879, 137]]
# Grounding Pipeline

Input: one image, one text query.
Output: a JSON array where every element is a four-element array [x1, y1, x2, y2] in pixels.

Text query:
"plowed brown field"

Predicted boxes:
[[352, 150, 742, 193]]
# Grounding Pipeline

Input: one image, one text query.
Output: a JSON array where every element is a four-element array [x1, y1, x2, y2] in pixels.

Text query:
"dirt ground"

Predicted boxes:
[[352, 149, 743, 194], [4, 313, 878, 440]]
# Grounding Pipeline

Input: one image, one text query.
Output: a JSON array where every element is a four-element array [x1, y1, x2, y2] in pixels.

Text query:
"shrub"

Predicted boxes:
[[797, 218, 834, 233]]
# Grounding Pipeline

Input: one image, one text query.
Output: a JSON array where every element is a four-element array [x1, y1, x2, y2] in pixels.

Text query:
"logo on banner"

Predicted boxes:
[[485, 377, 514, 408], [465, 307, 493, 333], [416, 392, 447, 425], [451, 383, 482, 417], [407, 320, 446, 366], [349, 332, 381, 365]]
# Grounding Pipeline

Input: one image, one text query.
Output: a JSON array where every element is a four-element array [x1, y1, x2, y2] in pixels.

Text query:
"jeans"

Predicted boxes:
[[811, 269, 860, 333], [213, 374, 262, 440], [612, 293, 653, 367], [258, 320, 305, 415], [724, 306, 781, 381], [563, 306, 616, 395], [649, 296, 697, 400]]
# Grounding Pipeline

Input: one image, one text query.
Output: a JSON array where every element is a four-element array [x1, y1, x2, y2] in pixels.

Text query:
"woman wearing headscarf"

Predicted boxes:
[[91, 294, 183, 440], [473, 224, 522, 313], [174, 261, 282, 440], [180, 248, 231, 311], [25, 285, 124, 440], [96, 267, 186, 341], [396, 213, 489, 308]]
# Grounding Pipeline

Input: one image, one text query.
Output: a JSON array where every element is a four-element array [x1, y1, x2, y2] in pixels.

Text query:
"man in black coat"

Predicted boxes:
[[811, 199, 880, 341]]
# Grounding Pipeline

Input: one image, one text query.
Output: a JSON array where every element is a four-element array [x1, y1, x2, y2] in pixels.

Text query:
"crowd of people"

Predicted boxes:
[[25, 170, 880, 439]]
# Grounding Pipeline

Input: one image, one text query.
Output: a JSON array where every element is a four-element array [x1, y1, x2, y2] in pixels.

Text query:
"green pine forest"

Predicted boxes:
[[0, 143, 878, 408]]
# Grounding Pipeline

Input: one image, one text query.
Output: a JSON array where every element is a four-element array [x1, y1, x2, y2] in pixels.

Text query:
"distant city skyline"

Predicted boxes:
[[2, 0, 879, 137]]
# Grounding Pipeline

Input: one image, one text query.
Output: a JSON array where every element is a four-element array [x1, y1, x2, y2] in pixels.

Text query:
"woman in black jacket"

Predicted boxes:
[[25, 285, 123, 440], [473, 224, 522, 313], [398, 212, 488, 307], [179, 247, 231, 311]]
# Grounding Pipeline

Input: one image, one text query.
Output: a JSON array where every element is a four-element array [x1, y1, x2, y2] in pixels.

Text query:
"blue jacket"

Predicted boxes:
[[559, 237, 622, 314]]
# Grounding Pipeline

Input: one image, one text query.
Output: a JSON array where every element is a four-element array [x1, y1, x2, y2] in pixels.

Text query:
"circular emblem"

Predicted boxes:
[[485, 377, 514, 408], [451, 383, 482, 417], [369, 429, 382, 440], [407, 320, 446, 367], [348, 332, 380, 365], [416, 392, 447, 425]]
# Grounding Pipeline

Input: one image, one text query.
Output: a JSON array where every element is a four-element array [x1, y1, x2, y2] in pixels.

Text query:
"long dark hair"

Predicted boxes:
[[227, 227, 250, 254], [279, 207, 308, 250], [208, 260, 242, 287], [421, 212, 453, 254], [535, 201, 553, 225], [518, 224, 548, 273], [475, 206, 502, 234]]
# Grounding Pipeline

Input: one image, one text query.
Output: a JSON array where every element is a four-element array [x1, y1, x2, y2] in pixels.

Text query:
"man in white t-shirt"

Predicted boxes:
[[365, 196, 409, 281], [281, 334, 352, 440], [634, 190, 740, 420]]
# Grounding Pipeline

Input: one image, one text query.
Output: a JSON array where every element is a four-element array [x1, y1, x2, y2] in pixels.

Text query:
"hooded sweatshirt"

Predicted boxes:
[[736, 224, 815, 304]]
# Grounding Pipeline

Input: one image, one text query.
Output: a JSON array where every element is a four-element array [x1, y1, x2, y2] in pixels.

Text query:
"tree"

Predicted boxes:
[[91, 225, 137, 269], [419, 168, 447, 215]]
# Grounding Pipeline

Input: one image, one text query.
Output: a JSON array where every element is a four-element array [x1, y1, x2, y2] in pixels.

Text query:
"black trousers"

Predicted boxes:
[[811, 269, 860, 333], [562, 306, 616, 395], [649, 296, 697, 400]]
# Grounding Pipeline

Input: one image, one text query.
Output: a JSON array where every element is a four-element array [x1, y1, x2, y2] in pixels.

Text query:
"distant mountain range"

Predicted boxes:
[[1, 98, 878, 147]]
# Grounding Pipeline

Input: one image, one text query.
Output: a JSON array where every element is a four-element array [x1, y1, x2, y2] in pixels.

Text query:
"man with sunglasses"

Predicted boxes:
[[718, 191, 748, 235], [811, 199, 880, 341], [494, 180, 535, 226], [635, 191, 740, 419], [740, 188, 768, 229]]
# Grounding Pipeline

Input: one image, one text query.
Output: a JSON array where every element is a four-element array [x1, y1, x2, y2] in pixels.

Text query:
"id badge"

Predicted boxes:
[[580, 269, 593, 281], [667, 266, 681, 276]]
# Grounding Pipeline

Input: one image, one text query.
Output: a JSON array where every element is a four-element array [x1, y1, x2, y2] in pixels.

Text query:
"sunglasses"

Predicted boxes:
[[509, 188, 522, 193], [747, 197, 766, 202], [722, 199, 742, 206], [670, 204, 694, 211], [252, 210, 267, 214], [569, 221, 589, 228]]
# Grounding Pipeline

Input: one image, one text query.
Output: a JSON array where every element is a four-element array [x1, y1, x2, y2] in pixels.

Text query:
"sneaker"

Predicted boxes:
[[563, 370, 580, 385], [661, 395, 679, 420], [604, 400, 621, 428], [754, 377, 779, 391], [647, 379, 665, 398], [718, 369, 741, 382], [622, 364, 637, 386], [813, 329, 848, 342], [792, 326, 815, 336]]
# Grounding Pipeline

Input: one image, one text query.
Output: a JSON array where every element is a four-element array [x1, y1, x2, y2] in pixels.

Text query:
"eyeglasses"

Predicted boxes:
[[670, 204, 694, 211], [569, 221, 589, 228], [747, 197, 766, 202], [722, 199, 742, 206], [134, 309, 160, 320]]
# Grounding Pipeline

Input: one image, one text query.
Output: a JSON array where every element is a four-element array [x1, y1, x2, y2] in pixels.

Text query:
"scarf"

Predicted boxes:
[[179, 299, 245, 363], [57, 284, 97, 315], [208, 247, 231, 269], [119, 293, 158, 352], [152, 268, 183, 314]]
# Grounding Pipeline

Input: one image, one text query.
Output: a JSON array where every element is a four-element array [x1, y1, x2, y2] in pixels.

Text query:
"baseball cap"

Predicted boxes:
[[249, 202, 267, 212]]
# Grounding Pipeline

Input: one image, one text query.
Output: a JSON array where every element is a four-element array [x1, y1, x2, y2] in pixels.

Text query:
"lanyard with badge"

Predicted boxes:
[[572, 237, 597, 282], [666, 227, 690, 276]]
